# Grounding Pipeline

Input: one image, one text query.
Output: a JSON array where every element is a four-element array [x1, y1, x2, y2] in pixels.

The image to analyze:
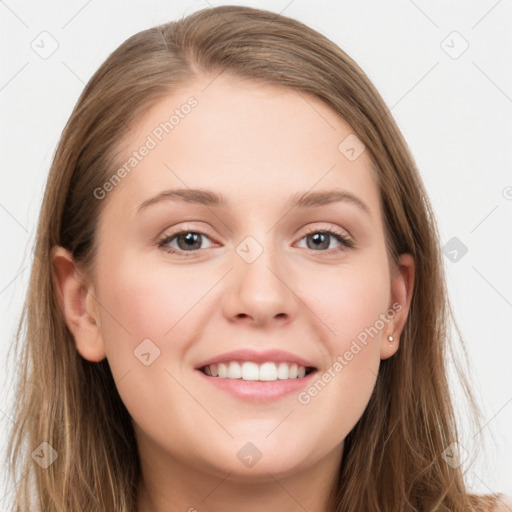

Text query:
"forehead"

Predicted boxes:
[[106, 73, 381, 221]]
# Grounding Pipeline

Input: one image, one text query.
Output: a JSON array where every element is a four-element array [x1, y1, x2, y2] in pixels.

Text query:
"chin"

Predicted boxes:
[[195, 437, 320, 480]]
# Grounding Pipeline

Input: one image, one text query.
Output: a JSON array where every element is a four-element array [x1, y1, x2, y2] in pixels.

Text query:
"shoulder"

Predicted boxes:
[[491, 494, 512, 511]]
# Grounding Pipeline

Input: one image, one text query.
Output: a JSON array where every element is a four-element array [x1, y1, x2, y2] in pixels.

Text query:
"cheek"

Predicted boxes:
[[303, 259, 391, 347], [97, 256, 213, 350], [91, 259, 185, 394], [297, 273, 385, 440], [295, 260, 389, 420], [93, 260, 206, 433]]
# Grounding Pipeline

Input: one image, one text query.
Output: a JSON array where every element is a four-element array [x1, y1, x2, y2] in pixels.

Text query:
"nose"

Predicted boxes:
[[221, 238, 299, 328]]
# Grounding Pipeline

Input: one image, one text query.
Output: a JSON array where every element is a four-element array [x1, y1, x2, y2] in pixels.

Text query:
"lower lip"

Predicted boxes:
[[196, 369, 318, 402]]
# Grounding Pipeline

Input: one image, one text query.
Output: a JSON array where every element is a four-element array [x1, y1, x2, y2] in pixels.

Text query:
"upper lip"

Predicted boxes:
[[194, 348, 317, 370]]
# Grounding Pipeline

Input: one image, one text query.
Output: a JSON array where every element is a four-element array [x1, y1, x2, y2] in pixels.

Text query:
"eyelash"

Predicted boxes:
[[157, 225, 355, 257]]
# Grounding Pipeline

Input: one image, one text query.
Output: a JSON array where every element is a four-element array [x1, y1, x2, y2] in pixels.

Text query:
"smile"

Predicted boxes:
[[200, 361, 316, 381]]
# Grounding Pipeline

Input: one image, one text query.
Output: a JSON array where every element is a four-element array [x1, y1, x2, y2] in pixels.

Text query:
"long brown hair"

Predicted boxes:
[[6, 5, 503, 511]]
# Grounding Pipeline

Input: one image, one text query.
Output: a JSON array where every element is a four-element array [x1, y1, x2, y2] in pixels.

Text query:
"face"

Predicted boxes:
[[54, 73, 414, 483]]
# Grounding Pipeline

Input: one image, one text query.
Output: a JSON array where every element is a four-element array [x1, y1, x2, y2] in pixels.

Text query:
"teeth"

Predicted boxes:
[[218, 363, 228, 378], [242, 361, 259, 381], [259, 362, 277, 381], [227, 361, 242, 379], [202, 361, 311, 381]]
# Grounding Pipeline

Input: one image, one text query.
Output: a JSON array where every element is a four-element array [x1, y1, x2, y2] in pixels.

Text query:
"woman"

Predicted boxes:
[[6, 5, 510, 511]]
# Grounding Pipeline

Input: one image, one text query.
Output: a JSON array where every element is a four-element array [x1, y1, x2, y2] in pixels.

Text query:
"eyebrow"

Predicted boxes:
[[136, 188, 371, 216]]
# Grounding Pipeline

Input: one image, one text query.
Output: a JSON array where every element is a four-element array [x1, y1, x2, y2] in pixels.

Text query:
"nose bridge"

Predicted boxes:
[[223, 228, 297, 324], [235, 230, 284, 293]]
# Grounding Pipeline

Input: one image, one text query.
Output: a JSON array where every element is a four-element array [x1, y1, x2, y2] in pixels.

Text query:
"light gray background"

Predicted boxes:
[[1, 0, 511, 505]]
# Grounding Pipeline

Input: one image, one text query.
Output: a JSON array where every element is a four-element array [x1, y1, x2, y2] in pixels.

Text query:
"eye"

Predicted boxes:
[[157, 229, 215, 256], [157, 225, 355, 257], [295, 226, 355, 253]]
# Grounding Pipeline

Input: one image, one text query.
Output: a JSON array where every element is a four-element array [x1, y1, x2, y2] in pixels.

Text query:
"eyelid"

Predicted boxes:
[[300, 223, 351, 241]]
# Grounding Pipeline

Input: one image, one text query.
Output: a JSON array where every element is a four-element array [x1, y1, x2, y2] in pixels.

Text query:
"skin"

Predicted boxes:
[[52, 73, 415, 512]]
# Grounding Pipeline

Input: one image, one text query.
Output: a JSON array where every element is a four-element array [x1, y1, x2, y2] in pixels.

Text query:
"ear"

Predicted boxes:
[[380, 253, 415, 360], [51, 246, 106, 362]]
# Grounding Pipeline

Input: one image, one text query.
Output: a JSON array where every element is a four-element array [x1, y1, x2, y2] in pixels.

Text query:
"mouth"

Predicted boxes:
[[199, 361, 317, 381], [194, 348, 319, 400]]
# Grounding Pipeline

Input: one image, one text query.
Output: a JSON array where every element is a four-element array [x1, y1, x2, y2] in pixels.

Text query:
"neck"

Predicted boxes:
[[136, 442, 343, 512]]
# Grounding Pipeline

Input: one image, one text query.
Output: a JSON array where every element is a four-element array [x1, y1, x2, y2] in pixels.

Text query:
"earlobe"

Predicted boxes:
[[380, 253, 415, 360], [51, 246, 106, 362]]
